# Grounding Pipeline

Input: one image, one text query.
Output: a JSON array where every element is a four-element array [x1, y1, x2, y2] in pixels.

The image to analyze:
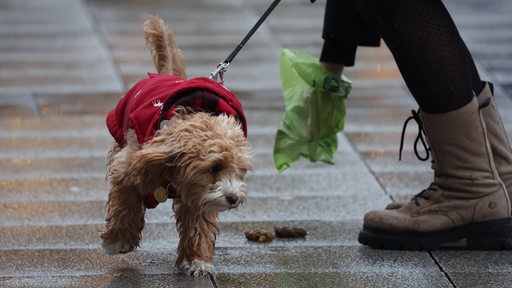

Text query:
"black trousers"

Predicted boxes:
[[320, 0, 483, 114]]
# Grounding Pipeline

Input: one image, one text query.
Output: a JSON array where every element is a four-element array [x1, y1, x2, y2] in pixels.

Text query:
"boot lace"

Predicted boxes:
[[399, 109, 430, 161], [413, 183, 438, 206], [398, 110, 437, 206], [405, 101, 491, 207]]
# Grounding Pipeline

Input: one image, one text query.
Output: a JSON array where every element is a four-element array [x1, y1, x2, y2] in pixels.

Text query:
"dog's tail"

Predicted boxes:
[[143, 15, 187, 78]]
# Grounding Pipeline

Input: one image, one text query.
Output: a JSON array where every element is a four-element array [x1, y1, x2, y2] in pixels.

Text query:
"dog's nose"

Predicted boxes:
[[226, 194, 239, 205]]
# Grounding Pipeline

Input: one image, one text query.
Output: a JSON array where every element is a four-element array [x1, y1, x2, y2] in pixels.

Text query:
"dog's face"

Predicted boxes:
[[130, 110, 252, 212]]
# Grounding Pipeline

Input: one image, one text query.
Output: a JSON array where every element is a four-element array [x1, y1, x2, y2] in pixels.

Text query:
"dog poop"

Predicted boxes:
[[245, 227, 275, 243], [274, 226, 308, 238]]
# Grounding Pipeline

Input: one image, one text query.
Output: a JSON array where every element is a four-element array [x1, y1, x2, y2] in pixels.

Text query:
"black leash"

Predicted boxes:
[[210, 0, 282, 82]]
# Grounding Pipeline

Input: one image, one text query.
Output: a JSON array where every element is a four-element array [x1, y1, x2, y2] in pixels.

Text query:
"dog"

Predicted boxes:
[[101, 15, 253, 277]]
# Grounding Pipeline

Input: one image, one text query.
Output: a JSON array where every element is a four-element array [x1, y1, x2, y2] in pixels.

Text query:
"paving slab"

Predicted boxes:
[[431, 250, 512, 288], [0, 247, 451, 288], [0, 0, 122, 95], [0, 93, 39, 117]]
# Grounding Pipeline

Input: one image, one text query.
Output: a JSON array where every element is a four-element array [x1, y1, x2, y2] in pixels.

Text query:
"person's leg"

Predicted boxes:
[[359, 96, 512, 249], [350, 0, 512, 249], [350, 0, 512, 211], [355, 0, 482, 114]]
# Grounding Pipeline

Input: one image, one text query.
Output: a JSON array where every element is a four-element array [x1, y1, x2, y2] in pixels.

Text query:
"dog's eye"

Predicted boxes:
[[209, 164, 222, 175]]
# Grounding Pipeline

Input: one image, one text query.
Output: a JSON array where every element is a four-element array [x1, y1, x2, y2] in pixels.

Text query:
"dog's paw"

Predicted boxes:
[[179, 259, 216, 277], [102, 241, 133, 255]]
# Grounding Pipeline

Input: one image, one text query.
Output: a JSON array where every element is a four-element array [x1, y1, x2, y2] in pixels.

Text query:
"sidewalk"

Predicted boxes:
[[1, 0, 511, 287]]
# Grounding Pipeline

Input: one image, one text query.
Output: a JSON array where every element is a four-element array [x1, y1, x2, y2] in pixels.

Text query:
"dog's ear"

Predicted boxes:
[[127, 137, 181, 188]]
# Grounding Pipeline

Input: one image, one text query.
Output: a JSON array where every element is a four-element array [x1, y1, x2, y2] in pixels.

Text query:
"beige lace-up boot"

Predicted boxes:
[[359, 96, 512, 250], [386, 82, 512, 214]]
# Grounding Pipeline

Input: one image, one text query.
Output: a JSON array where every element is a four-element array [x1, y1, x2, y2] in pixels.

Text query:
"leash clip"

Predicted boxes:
[[210, 62, 230, 84]]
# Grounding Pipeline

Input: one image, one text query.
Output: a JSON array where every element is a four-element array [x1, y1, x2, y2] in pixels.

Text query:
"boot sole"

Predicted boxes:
[[358, 217, 512, 250]]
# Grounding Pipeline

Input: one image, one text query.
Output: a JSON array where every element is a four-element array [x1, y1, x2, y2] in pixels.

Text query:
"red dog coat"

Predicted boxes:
[[107, 73, 247, 148]]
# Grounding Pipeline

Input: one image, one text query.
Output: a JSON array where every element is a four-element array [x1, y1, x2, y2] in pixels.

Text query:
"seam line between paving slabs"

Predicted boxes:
[[343, 132, 396, 203], [429, 251, 457, 288]]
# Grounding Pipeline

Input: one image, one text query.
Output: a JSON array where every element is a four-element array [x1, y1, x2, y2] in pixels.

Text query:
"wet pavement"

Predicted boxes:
[[1, 0, 512, 287]]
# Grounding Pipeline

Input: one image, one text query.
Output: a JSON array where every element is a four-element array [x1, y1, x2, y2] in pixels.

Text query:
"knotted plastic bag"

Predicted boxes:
[[273, 48, 351, 172]]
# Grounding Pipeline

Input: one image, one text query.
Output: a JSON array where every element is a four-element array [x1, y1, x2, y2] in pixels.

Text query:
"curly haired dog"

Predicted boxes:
[[101, 15, 253, 276]]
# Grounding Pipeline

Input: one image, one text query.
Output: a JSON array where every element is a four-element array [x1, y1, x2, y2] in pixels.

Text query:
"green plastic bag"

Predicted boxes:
[[273, 48, 352, 172]]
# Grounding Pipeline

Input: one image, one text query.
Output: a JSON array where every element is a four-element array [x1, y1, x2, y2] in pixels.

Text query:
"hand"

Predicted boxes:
[[320, 62, 345, 77]]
